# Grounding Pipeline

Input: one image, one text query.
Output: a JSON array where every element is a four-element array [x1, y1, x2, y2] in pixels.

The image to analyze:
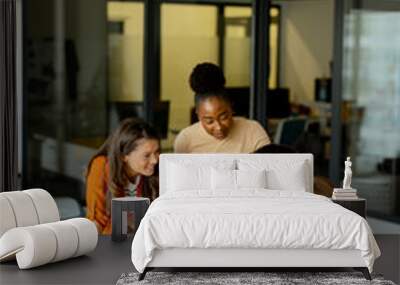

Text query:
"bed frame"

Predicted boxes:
[[138, 154, 372, 281], [139, 249, 371, 280]]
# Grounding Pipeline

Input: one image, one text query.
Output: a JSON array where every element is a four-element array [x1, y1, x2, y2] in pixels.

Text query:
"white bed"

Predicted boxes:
[[131, 154, 380, 280]]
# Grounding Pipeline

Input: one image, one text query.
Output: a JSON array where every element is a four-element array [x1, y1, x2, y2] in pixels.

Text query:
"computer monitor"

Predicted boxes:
[[226, 87, 291, 119], [267, 88, 291, 118], [315, 78, 332, 103], [225, 87, 251, 118]]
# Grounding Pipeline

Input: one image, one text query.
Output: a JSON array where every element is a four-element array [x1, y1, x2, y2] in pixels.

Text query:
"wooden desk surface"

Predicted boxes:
[[0, 236, 134, 285]]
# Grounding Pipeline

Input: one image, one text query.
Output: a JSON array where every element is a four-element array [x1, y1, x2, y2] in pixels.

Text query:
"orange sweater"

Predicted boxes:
[[86, 156, 143, 235], [86, 156, 112, 234]]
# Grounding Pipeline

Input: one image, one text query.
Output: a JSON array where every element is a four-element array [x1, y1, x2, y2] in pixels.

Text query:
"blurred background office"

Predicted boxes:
[[12, 0, 400, 229]]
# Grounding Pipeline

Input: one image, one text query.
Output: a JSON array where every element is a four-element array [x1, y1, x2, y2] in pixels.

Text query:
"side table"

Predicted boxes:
[[111, 197, 150, 242], [332, 198, 366, 218]]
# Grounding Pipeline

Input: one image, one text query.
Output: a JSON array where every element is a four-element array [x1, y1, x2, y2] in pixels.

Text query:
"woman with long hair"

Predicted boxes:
[[86, 118, 160, 234]]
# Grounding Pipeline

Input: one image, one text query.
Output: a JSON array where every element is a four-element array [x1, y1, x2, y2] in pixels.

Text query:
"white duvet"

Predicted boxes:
[[131, 190, 380, 273]]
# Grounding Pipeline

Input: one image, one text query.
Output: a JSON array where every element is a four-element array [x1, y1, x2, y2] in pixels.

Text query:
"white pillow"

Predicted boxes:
[[238, 159, 309, 191], [266, 162, 307, 191], [211, 168, 236, 190], [211, 169, 267, 190], [237, 169, 267, 188], [167, 163, 210, 191], [167, 160, 235, 191]]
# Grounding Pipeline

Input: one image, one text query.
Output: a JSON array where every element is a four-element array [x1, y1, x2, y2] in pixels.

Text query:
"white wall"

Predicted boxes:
[[160, 4, 219, 149], [108, 2, 144, 102], [224, 6, 252, 87], [279, 0, 334, 102]]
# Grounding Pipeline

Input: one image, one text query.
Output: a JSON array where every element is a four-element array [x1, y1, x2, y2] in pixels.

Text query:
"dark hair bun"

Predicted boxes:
[[189, 62, 226, 94]]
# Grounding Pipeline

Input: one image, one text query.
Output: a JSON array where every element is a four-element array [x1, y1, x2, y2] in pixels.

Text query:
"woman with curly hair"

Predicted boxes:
[[174, 62, 271, 153], [86, 118, 160, 234]]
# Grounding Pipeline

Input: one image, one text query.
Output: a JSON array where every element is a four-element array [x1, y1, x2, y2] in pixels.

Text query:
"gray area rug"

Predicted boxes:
[[116, 272, 396, 285]]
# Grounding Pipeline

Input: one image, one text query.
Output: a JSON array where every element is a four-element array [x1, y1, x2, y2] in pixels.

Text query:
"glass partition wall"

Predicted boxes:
[[160, 3, 281, 151], [24, 0, 145, 219], [224, 6, 279, 89], [340, 0, 400, 221], [107, 2, 145, 132], [24, 0, 109, 218], [224, 6, 252, 88], [270, 0, 333, 177]]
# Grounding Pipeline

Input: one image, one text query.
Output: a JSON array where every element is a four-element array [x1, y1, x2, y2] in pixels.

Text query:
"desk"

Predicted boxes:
[[0, 236, 133, 285]]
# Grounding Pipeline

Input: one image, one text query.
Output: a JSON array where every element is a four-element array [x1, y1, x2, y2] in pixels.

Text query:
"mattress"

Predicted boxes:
[[131, 190, 380, 273]]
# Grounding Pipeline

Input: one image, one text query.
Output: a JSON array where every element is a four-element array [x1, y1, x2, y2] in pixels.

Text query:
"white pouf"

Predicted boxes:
[[1, 191, 39, 227], [24, 188, 60, 223], [0, 196, 17, 237], [0, 189, 98, 269], [0, 219, 98, 269]]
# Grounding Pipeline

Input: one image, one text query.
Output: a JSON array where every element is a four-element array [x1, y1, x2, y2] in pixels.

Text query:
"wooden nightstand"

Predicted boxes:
[[332, 198, 366, 218]]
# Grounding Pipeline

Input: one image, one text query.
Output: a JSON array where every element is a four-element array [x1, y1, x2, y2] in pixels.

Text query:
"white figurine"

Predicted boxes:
[[343, 157, 352, 189]]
